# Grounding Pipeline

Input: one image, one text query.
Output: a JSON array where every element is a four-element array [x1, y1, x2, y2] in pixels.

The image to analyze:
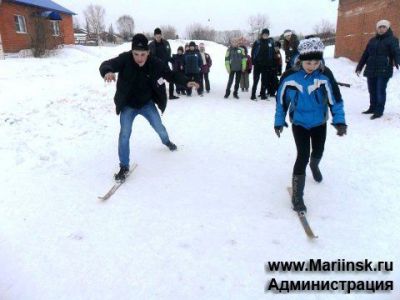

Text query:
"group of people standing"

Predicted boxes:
[[223, 28, 299, 101], [150, 28, 213, 99], [99, 20, 399, 214]]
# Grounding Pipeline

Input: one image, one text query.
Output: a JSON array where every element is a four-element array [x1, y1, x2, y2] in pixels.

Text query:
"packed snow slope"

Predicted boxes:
[[0, 40, 399, 300]]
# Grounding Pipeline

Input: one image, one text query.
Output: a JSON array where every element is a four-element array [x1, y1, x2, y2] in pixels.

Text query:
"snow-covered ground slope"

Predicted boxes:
[[0, 40, 399, 300]]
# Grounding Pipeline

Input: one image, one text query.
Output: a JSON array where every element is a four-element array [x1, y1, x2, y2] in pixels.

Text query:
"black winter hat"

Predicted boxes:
[[131, 34, 149, 51], [154, 27, 162, 35], [189, 41, 196, 47], [261, 28, 270, 35]]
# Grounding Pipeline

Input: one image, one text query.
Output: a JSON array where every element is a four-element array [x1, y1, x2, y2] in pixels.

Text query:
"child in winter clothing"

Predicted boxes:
[[199, 42, 213, 93], [171, 46, 186, 95], [224, 38, 247, 99], [274, 37, 347, 212], [283, 29, 299, 72], [268, 41, 283, 96], [184, 41, 203, 96], [240, 45, 252, 92]]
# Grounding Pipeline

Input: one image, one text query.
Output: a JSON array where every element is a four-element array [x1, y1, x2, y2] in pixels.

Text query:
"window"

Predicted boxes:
[[51, 21, 60, 36], [14, 15, 27, 33]]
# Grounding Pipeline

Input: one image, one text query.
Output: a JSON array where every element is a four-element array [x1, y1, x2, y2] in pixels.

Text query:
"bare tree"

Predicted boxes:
[[73, 17, 81, 30], [186, 23, 216, 41], [215, 30, 243, 45], [30, 13, 52, 57], [84, 4, 106, 43], [248, 14, 270, 39], [313, 19, 336, 39], [160, 25, 177, 40], [117, 15, 134, 41], [143, 32, 153, 40], [107, 24, 116, 43]]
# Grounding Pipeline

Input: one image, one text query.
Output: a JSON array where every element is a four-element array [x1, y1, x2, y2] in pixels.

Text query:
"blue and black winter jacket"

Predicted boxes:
[[274, 65, 346, 129], [251, 38, 275, 67], [184, 50, 202, 74]]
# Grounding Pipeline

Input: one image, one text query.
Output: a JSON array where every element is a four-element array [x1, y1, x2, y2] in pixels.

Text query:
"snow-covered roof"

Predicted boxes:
[[11, 0, 76, 15]]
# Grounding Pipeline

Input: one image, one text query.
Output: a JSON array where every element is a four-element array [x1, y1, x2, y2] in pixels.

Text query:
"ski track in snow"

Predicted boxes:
[[0, 41, 399, 300]]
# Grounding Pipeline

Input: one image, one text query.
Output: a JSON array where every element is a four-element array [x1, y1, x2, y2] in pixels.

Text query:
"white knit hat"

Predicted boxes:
[[298, 37, 325, 61], [376, 20, 390, 29]]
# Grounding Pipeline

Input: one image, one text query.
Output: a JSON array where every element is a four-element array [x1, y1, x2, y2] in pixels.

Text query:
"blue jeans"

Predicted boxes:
[[367, 77, 390, 115], [118, 102, 170, 167]]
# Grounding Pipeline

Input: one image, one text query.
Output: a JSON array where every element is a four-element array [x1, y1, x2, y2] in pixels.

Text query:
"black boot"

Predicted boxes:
[[114, 165, 129, 182], [250, 93, 257, 100], [166, 141, 177, 151], [233, 92, 239, 99], [224, 91, 230, 99], [370, 113, 382, 120], [292, 174, 307, 212], [309, 157, 323, 183], [362, 108, 374, 114]]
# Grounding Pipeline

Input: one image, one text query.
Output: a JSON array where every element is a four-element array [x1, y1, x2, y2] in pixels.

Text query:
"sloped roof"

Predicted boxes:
[[11, 0, 76, 15]]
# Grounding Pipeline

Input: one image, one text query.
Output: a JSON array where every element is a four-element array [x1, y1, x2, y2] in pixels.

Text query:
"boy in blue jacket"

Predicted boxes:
[[184, 41, 203, 96], [274, 37, 347, 212]]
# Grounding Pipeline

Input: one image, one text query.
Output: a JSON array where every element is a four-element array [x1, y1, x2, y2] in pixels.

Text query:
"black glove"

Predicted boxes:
[[274, 122, 288, 138], [333, 123, 347, 136], [248, 69, 252, 74], [274, 126, 283, 138]]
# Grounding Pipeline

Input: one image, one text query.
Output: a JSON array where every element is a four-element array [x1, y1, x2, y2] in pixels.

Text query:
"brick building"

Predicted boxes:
[[335, 0, 400, 62], [0, 0, 75, 53]]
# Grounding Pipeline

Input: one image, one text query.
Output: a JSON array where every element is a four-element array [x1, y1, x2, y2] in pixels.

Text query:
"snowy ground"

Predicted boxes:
[[0, 40, 399, 300]]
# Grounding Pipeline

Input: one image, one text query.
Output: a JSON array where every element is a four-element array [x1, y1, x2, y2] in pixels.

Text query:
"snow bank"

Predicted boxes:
[[0, 41, 399, 300]]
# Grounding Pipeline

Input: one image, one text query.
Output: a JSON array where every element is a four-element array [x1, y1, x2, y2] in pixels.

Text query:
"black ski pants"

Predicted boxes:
[[226, 71, 241, 94], [292, 123, 327, 175]]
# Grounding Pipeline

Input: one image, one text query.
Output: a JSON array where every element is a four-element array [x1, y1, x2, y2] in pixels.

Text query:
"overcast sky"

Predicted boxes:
[[56, 0, 339, 37]]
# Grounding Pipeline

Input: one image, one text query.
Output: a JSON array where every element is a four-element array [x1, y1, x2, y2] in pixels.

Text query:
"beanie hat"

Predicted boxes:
[[177, 46, 184, 52], [131, 34, 149, 51], [261, 28, 270, 35], [376, 20, 390, 29], [189, 41, 196, 47], [283, 29, 292, 37], [154, 27, 162, 35], [298, 37, 324, 61]]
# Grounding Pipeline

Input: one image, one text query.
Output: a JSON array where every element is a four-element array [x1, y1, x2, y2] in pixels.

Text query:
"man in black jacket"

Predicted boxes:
[[149, 28, 179, 100], [250, 28, 276, 100], [99, 34, 198, 181]]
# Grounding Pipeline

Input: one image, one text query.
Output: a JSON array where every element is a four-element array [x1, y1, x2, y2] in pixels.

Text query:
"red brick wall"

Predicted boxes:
[[0, 2, 32, 52], [62, 15, 74, 45], [335, 0, 400, 62], [0, 1, 74, 53]]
